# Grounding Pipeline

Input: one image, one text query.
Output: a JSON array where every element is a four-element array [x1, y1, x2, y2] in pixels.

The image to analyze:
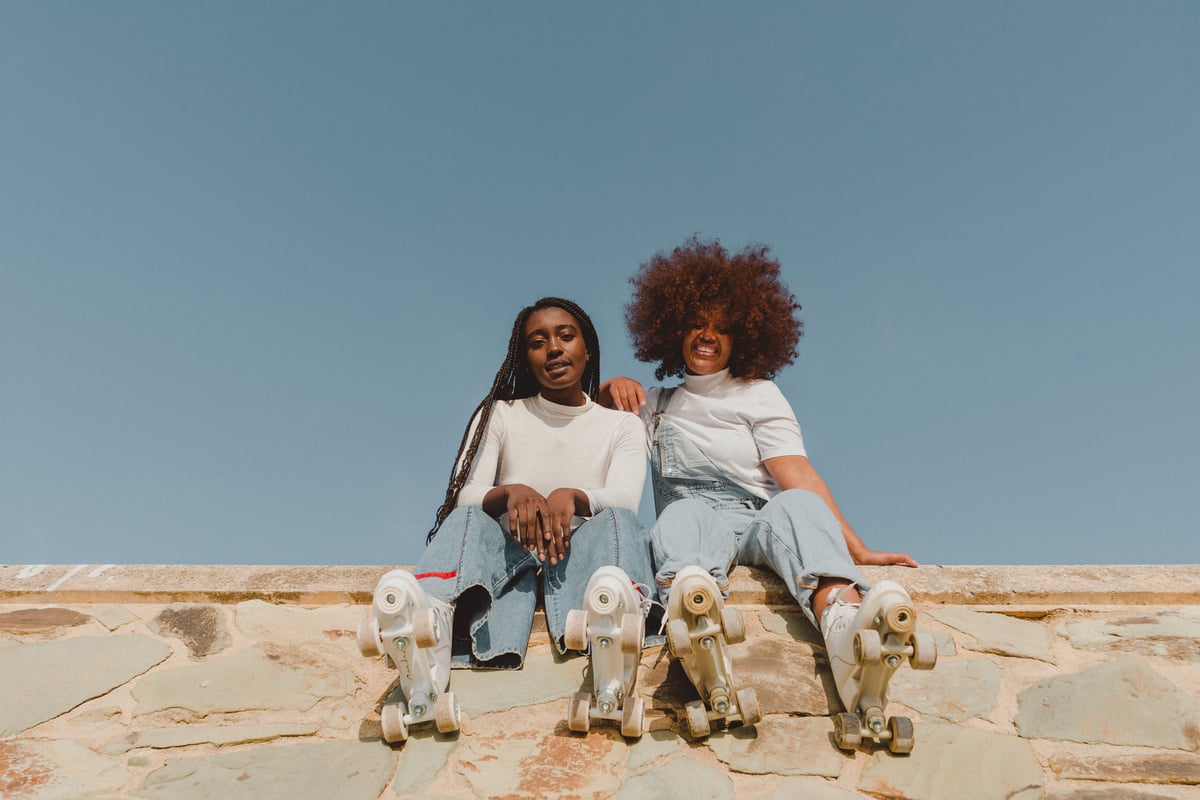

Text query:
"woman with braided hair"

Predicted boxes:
[[360, 297, 652, 741], [601, 238, 937, 749]]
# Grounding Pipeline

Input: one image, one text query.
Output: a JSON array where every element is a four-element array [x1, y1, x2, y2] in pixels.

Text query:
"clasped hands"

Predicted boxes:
[[501, 484, 577, 565]]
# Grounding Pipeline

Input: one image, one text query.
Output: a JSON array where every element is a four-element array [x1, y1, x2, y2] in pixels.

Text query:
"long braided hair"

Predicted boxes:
[[426, 297, 602, 542]]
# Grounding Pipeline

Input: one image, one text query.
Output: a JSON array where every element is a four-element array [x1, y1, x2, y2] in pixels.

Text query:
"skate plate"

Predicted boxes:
[[667, 567, 760, 739], [565, 566, 648, 738], [362, 570, 460, 742], [830, 580, 936, 752]]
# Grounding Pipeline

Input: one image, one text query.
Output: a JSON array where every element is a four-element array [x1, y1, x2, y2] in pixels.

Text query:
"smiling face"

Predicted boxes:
[[681, 307, 733, 375], [524, 306, 590, 405]]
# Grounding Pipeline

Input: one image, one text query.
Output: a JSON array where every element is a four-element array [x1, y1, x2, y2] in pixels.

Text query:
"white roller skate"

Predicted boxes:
[[664, 565, 761, 740], [823, 580, 937, 753], [564, 565, 650, 738], [358, 569, 460, 743]]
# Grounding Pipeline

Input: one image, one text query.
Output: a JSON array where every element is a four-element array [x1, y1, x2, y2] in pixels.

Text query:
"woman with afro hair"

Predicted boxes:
[[602, 238, 935, 747]]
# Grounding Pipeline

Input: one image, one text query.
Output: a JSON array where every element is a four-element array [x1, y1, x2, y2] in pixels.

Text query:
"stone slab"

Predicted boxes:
[[149, 605, 231, 658], [1049, 751, 1200, 784], [134, 740, 395, 800], [235, 599, 362, 644], [615, 754, 734, 800], [0, 740, 129, 799], [455, 702, 626, 799], [706, 715, 846, 777], [858, 722, 1043, 800], [0, 635, 171, 737], [928, 607, 1056, 663], [889, 657, 1001, 722], [1015, 655, 1200, 750], [1059, 608, 1200, 661], [132, 644, 355, 716], [390, 735, 459, 798], [442, 645, 586, 716]]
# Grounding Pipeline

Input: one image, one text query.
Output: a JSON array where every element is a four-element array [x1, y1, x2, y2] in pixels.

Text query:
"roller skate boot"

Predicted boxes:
[[823, 580, 937, 753], [664, 565, 761, 740], [564, 565, 650, 738], [358, 569, 460, 743]]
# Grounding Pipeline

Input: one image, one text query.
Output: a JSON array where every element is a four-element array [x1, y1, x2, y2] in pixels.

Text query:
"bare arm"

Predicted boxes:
[[599, 377, 646, 412], [763, 455, 918, 567]]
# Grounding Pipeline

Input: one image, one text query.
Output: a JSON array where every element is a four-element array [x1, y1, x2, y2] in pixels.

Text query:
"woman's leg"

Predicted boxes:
[[416, 506, 541, 669], [737, 488, 869, 629], [543, 507, 652, 652], [649, 497, 738, 605]]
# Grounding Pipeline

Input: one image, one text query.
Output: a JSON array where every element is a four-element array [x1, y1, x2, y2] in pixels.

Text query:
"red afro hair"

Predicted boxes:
[[626, 236, 802, 380]]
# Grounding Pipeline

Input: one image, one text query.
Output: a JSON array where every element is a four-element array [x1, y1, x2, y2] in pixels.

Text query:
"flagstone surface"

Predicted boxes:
[[1, 563, 1198, 799]]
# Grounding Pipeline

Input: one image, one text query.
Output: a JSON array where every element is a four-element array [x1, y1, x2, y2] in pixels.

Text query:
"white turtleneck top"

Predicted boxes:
[[639, 368, 806, 501], [456, 394, 647, 526]]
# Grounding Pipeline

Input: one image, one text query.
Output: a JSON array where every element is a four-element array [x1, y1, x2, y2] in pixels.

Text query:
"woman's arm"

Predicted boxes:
[[763, 455, 918, 567], [585, 414, 649, 514], [599, 377, 646, 412]]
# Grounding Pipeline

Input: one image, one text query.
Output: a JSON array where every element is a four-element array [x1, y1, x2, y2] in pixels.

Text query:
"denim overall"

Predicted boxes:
[[414, 504, 651, 669], [648, 389, 868, 629]]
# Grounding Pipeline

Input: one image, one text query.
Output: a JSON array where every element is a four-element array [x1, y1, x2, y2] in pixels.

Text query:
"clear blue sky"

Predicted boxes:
[[3, 3, 1198, 567]]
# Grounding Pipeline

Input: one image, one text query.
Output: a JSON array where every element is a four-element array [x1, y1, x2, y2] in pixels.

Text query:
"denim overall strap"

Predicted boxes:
[[649, 389, 764, 517]]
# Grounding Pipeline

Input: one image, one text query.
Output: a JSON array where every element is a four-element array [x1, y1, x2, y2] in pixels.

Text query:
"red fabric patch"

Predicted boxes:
[[413, 570, 457, 580]]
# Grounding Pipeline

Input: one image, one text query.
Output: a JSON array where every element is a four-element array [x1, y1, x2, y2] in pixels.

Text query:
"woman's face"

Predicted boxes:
[[524, 306, 590, 404], [681, 308, 733, 375]]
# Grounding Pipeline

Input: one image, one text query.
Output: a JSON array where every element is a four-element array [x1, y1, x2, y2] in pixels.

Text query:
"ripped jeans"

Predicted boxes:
[[415, 505, 651, 669]]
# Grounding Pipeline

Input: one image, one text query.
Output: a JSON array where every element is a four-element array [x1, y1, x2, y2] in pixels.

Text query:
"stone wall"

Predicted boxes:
[[1, 564, 1198, 799]]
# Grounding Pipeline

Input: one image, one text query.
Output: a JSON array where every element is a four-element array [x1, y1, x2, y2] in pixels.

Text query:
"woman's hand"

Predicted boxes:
[[543, 488, 583, 565], [498, 484, 550, 558], [851, 547, 919, 568], [599, 377, 646, 412]]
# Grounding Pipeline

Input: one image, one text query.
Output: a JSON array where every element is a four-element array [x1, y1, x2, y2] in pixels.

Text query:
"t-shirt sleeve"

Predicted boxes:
[[751, 382, 807, 460], [582, 412, 648, 513], [455, 404, 503, 508]]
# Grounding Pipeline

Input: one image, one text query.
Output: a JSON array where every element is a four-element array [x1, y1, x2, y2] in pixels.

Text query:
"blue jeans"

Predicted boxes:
[[649, 417, 867, 629], [415, 505, 652, 669]]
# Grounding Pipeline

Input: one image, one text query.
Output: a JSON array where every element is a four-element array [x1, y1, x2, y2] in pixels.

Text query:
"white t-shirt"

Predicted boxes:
[[457, 394, 647, 527], [640, 369, 806, 501]]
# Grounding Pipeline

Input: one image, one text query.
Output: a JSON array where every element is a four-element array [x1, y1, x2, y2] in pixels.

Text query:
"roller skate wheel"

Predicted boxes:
[[832, 711, 861, 750], [357, 617, 381, 658], [721, 606, 746, 645], [684, 700, 711, 740], [413, 608, 439, 649], [910, 631, 938, 670], [621, 696, 645, 739], [887, 716, 914, 753], [682, 584, 714, 615], [434, 692, 460, 733], [620, 612, 643, 655], [589, 579, 624, 615], [376, 583, 409, 615], [666, 618, 693, 658], [568, 690, 591, 733], [381, 702, 409, 743], [886, 603, 917, 634], [735, 687, 761, 727], [564, 609, 589, 652], [854, 628, 882, 665]]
